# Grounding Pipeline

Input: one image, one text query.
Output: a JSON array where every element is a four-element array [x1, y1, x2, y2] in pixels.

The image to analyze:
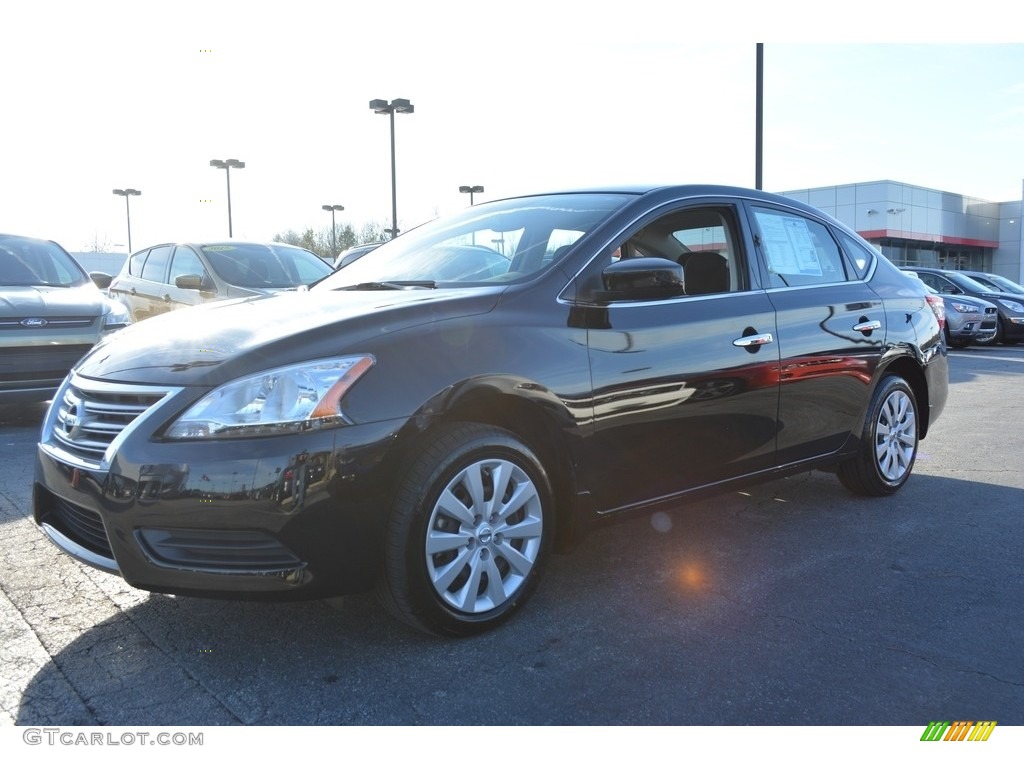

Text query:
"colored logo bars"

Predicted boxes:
[[920, 721, 997, 742]]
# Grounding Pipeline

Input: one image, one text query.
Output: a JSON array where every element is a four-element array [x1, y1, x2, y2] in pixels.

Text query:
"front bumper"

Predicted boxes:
[[34, 376, 409, 599]]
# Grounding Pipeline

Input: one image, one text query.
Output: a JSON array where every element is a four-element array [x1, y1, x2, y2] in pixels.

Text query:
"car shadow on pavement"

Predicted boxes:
[[13, 470, 1024, 726]]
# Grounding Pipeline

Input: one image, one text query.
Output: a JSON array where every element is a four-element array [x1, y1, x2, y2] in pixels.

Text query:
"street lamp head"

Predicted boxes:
[[369, 98, 414, 114], [113, 188, 141, 196], [210, 158, 245, 169], [459, 185, 484, 194], [322, 204, 345, 212]]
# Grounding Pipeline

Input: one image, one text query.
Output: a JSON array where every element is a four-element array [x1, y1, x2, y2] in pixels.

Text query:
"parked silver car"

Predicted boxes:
[[1, 233, 131, 404], [108, 241, 333, 323], [903, 270, 997, 348]]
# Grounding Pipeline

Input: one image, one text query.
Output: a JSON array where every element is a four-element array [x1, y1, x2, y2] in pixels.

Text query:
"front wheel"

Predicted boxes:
[[376, 423, 553, 636], [837, 375, 919, 497]]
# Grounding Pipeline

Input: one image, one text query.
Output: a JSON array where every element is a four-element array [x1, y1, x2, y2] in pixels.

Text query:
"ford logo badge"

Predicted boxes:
[[20, 318, 48, 328]]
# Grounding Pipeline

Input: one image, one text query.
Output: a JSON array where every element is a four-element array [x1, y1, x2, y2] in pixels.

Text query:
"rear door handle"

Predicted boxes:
[[853, 320, 881, 333], [732, 333, 774, 347]]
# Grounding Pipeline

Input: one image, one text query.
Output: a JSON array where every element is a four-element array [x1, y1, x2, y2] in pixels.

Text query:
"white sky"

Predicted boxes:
[[2, 1, 1023, 253]]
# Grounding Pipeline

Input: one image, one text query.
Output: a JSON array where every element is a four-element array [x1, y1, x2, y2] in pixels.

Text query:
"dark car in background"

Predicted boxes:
[[33, 185, 947, 637], [907, 266, 1024, 345], [108, 241, 333, 322], [959, 270, 1024, 296], [1, 233, 131, 404]]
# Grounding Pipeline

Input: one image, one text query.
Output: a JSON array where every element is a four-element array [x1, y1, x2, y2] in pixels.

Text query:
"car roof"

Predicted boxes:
[[127, 241, 318, 255]]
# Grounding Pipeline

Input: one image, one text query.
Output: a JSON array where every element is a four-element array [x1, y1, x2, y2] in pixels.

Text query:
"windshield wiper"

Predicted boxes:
[[337, 281, 437, 291]]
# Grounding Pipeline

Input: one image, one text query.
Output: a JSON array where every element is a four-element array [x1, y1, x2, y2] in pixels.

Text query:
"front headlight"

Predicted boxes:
[[165, 356, 374, 439], [997, 299, 1024, 313], [102, 299, 132, 331], [949, 302, 980, 314]]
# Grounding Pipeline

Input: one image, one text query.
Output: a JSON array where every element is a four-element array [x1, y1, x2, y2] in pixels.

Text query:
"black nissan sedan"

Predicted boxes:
[[33, 185, 948, 636]]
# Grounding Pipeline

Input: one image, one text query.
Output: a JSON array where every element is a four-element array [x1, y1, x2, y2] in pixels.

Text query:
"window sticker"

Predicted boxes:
[[204, 245, 236, 252], [756, 212, 823, 277]]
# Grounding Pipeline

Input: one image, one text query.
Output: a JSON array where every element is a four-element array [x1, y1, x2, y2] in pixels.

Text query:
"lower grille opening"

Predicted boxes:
[[136, 528, 305, 573], [39, 492, 114, 561]]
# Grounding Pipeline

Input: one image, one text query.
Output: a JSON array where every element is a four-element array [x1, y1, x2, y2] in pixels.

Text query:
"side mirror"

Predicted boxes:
[[90, 272, 113, 290], [599, 257, 685, 301], [175, 274, 204, 290]]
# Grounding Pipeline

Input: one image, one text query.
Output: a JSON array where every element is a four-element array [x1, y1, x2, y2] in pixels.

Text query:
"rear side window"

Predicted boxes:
[[835, 231, 875, 280], [128, 249, 149, 276], [752, 207, 848, 288], [140, 245, 172, 283]]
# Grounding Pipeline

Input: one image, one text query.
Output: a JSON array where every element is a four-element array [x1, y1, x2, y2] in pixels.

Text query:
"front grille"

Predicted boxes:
[[136, 528, 305, 573], [45, 495, 114, 560], [0, 344, 94, 382], [50, 376, 170, 464], [981, 308, 997, 330], [0, 316, 96, 329]]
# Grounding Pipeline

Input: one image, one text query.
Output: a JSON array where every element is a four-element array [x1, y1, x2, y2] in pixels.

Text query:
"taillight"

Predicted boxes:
[[925, 294, 946, 329]]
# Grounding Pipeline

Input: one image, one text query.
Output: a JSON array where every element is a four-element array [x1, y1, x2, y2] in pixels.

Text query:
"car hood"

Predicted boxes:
[[0, 283, 105, 317], [75, 286, 503, 386], [978, 290, 1024, 305]]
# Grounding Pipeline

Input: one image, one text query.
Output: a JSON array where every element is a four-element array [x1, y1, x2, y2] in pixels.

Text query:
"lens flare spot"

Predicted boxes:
[[650, 511, 673, 533], [677, 562, 707, 591]]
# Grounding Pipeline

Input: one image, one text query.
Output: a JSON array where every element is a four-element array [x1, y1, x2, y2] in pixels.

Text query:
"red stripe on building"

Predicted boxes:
[[857, 229, 999, 248]]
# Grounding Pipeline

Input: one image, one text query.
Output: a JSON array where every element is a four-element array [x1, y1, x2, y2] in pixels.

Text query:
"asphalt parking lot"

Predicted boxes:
[[1, 346, 1022, 726]]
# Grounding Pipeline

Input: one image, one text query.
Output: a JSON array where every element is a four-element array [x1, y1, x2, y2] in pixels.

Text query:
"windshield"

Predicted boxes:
[[0, 235, 89, 287], [979, 273, 1024, 294], [948, 272, 994, 294], [201, 243, 333, 288], [313, 193, 634, 290]]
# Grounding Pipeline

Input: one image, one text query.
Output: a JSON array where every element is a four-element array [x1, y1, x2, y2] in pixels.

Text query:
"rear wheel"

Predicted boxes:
[[376, 423, 553, 636], [837, 375, 918, 497]]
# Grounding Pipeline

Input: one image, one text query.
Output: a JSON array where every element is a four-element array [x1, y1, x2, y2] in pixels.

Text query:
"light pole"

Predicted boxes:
[[369, 98, 414, 239], [459, 185, 484, 206], [209, 158, 245, 237], [322, 204, 345, 258], [112, 188, 141, 252]]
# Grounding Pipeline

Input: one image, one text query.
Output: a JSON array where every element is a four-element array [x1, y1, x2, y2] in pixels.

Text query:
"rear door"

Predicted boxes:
[[744, 202, 886, 464]]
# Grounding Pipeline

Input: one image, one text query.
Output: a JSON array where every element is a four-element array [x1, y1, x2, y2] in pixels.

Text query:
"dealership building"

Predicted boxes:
[[782, 180, 1024, 284]]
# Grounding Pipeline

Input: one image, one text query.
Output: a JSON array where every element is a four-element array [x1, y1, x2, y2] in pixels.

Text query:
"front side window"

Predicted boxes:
[[752, 207, 847, 288], [573, 204, 746, 301], [169, 246, 207, 283]]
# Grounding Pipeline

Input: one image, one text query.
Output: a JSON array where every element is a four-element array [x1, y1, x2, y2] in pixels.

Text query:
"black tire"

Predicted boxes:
[[837, 375, 919, 497], [376, 423, 553, 637]]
